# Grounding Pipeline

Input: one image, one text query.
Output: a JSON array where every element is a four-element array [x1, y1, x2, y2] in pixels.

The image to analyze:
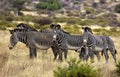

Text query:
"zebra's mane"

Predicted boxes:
[[83, 27, 93, 34], [16, 23, 37, 31]]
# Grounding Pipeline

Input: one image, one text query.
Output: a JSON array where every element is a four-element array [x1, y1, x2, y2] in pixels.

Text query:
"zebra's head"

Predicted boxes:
[[82, 27, 93, 45], [82, 27, 95, 47], [8, 30, 19, 49], [50, 24, 63, 39]]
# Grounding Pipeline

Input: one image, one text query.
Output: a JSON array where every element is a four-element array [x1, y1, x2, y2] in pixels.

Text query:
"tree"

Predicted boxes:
[[115, 4, 120, 13], [36, 0, 61, 11], [12, 0, 28, 16]]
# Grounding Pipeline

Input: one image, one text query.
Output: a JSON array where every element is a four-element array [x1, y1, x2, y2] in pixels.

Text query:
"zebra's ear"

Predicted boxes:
[[56, 24, 61, 29], [50, 24, 55, 29], [9, 30, 14, 34], [82, 27, 85, 30]]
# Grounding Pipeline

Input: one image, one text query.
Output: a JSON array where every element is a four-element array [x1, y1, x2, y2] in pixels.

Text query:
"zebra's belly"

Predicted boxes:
[[34, 42, 50, 49], [95, 47, 103, 51], [67, 44, 81, 50]]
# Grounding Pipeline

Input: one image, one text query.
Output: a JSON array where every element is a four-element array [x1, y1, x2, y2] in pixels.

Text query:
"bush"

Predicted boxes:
[[53, 58, 101, 77], [33, 17, 53, 26], [116, 60, 120, 76], [63, 24, 82, 34], [36, 0, 61, 11], [115, 4, 120, 13], [14, 15, 35, 22], [93, 28, 120, 36], [5, 16, 14, 22], [85, 7, 95, 14], [0, 21, 18, 30]]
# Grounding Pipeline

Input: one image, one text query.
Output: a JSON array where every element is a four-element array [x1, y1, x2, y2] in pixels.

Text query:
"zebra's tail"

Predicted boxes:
[[115, 49, 117, 54], [101, 48, 117, 56]]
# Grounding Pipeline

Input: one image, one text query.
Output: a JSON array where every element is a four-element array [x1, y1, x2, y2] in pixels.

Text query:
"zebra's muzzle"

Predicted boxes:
[[53, 35, 57, 41], [83, 39, 87, 43], [83, 39, 87, 45], [8, 44, 13, 50]]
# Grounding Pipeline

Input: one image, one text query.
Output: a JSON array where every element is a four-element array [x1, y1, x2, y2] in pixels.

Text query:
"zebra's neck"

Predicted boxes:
[[17, 32, 29, 45], [87, 32, 96, 48]]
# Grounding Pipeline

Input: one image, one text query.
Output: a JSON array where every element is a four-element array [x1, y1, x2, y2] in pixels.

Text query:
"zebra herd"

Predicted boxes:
[[8, 23, 117, 63]]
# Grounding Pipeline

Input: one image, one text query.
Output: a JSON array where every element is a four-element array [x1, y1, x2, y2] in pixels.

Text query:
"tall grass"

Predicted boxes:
[[0, 30, 120, 77]]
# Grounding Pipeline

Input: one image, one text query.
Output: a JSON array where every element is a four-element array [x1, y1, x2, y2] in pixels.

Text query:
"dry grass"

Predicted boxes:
[[0, 30, 120, 77]]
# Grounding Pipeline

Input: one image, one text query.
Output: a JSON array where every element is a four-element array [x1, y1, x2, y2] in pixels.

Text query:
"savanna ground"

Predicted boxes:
[[0, 28, 120, 77]]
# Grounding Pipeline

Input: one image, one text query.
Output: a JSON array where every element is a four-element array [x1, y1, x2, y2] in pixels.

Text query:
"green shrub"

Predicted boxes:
[[85, 7, 95, 14], [36, 0, 61, 11], [115, 4, 120, 13], [14, 15, 35, 21], [53, 58, 101, 77], [5, 16, 14, 22], [93, 28, 120, 36], [116, 60, 120, 76], [33, 17, 53, 26], [53, 17, 67, 23], [63, 24, 82, 34], [0, 21, 17, 30]]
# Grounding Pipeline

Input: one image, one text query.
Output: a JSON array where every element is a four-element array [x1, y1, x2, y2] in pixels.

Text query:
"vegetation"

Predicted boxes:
[[36, 0, 61, 11], [93, 28, 120, 36], [0, 21, 17, 30], [12, 0, 28, 16], [115, 4, 120, 13], [33, 17, 53, 26], [85, 7, 96, 14], [53, 58, 101, 77], [53, 16, 109, 26], [0, 51, 9, 71], [116, 60, 120, 76]]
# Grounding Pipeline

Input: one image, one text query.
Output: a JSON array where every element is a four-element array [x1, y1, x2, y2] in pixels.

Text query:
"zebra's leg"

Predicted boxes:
[[51, 46, 58, 61], [33, 48, 37, 57], [58, 49, 63, 62], [79, 47, 89, 61], [94, 52, 100, 62], [88, 47, 94, 61], [29, 47, 35, 58], [109, 48, 117, 63], [83, 46, 89, 61], [79, 48, 85, 60], [63, 49, 68, 60], [89, 51, 95, 62], [103, 49, 109, 63]]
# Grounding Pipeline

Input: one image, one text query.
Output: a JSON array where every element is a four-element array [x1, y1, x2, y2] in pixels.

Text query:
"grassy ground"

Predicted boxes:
[[0, 30, 120, 77]]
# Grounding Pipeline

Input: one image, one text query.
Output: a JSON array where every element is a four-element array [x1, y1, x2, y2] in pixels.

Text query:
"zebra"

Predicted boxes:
[[81, 27, 117, 63], [8, 28, 58, 59], [82, 27, 117, 63], [40, 24, 71, 60], [50, 24, 89, 61]]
